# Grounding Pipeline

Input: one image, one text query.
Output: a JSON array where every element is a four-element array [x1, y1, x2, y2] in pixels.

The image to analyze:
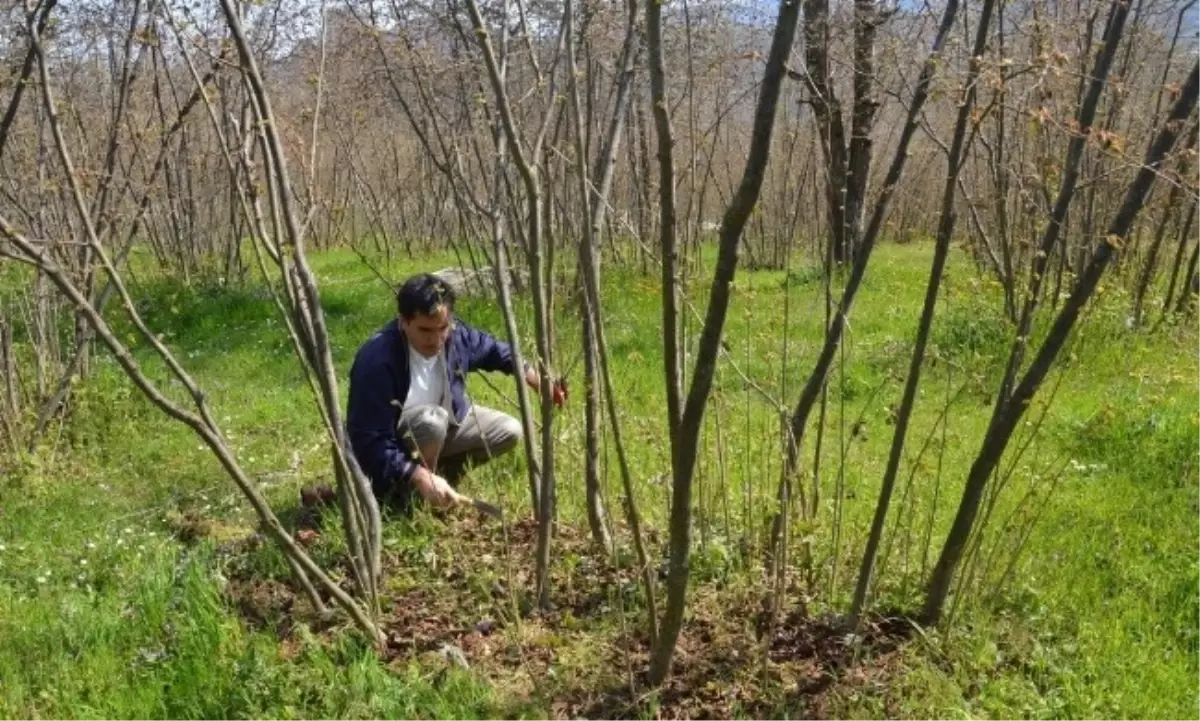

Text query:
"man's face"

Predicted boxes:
[[400, 304, 452, 358]]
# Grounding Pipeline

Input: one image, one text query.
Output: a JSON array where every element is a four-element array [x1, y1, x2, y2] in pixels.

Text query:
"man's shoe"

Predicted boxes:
[[300, 484, 337, 508]]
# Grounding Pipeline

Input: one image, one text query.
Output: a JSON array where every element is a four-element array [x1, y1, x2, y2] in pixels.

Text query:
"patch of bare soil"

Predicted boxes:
[[225, 575, 298, 637], [215, 505, 917, 719], [377, 515, 642, 680], [552, 595, 914, 720]]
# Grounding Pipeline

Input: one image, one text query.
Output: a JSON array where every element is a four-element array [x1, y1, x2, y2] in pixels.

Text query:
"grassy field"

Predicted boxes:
[[0, 241, 1195, 718]]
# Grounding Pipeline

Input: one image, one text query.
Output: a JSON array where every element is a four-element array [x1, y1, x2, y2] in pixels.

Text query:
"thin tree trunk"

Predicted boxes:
[[567, 0, 609, 552], [769, 0, 962, 555], [582, 159, 662, 646], [1161, 200, 1197, 319], [1133, 124, 1197, 326], [0, 317, 17, 447], [923, 63, 1198, 624], [461, 0, 561, 604], [28, 55, 218, 448], [1, 221, 384, 648], [801, 0, 850, 264], [995, 0, 1132, 406], [647, 0, 683, 439], [649, 0, 802, 684], [849, 0, 996, 627], [844, 0, 881, 264], [1174, 240, 1200, 316], [0, 0, 56, 163], [569, 0, 641, 552], [218, 0, 383, 617]]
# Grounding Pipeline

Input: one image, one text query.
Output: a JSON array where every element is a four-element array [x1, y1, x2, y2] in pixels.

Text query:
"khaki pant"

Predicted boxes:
[[398, 404, 522, 484]]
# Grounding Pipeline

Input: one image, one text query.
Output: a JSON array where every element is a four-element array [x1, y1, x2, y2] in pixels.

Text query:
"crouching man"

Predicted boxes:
[[346, 273, 565, 512]]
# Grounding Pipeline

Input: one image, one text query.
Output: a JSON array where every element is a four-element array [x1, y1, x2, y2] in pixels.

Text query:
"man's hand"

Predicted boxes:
[[411, 466, 461, 508], [551, 378, 568, 408], [525, 367, 569, 409]]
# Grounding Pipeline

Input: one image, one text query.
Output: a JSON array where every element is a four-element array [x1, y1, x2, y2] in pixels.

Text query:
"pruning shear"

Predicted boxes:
[[454, 491, 504, 521], [550, 346, 584, 407]]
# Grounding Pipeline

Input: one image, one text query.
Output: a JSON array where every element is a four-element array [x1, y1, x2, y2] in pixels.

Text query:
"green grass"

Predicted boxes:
[[0, 241, 1195, 718]]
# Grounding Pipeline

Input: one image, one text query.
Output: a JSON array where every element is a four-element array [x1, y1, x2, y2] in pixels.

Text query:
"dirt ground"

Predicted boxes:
[[207, 507, 915, 720]]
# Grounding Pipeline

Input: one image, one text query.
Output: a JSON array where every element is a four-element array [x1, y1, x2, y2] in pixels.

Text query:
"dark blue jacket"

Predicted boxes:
[[346, 317, 517, 495]]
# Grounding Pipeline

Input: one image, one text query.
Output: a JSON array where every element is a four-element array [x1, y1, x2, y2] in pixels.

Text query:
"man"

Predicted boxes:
[[346, 272, 564, 511]]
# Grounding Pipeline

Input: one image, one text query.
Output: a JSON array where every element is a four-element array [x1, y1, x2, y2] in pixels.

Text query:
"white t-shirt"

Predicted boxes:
[[405, 347, 446, 408]]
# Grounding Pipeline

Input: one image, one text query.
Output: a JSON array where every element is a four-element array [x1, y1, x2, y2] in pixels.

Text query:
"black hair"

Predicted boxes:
[[396, 273, 456, 319]]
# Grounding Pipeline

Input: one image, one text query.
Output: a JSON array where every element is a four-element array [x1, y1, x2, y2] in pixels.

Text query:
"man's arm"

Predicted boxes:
[[458, 318, 517, 374], [346, 354, 420, 495], [458, 318, 567, 407]]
